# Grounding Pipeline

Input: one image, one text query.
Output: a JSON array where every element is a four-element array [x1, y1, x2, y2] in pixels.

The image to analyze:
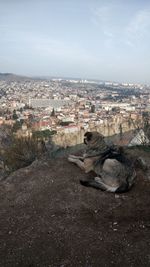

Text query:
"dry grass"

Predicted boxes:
[[4, 136, 46, 171]]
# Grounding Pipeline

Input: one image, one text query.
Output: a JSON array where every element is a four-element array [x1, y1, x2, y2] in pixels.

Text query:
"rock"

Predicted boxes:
[[0, 160, 4, 170], [136, 157, 148, 171]]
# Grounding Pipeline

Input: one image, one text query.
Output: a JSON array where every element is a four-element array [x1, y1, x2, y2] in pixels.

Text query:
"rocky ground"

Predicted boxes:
[[0, 148, 150, 267]]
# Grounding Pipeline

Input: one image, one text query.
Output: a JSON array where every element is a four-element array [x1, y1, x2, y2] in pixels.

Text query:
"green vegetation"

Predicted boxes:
[[59, 121, 73, 126], [119, 124, 123, 140], [51, 108, 55, 117], [90, 104, 95, 113], [32, 129, 57, 139], [128, 145, 150, 152], [142, 111, 150, 136], [12, 120, 24, 132], [12, 109, 18, 120]]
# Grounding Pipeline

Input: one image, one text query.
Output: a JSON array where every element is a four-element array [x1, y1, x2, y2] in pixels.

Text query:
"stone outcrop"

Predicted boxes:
[[52, 119, 135, 147]]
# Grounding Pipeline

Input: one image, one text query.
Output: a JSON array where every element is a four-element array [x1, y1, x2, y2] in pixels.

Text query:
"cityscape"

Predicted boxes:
[[0, 73, 150, 146]]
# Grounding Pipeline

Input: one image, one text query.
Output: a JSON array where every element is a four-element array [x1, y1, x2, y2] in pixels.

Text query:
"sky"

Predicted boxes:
[[0, 0, 150, 84]]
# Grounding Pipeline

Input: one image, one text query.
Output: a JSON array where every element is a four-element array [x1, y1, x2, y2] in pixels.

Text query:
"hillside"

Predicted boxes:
[[0, 148, 150, 267], [0, 73, 34, 82]]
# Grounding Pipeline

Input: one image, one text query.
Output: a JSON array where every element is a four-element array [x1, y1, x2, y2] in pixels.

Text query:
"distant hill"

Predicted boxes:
[[0, 73, 35, 82]]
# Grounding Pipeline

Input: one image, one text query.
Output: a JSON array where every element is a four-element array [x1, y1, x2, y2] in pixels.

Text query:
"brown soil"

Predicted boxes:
[[0, 151, 150, 267]]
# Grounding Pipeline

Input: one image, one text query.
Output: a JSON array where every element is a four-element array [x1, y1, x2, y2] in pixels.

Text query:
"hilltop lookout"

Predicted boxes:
[[0, 147, 150, 267]]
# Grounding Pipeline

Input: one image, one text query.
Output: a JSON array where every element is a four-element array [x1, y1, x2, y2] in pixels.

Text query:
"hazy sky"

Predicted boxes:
[[0, 0, 150, 83]]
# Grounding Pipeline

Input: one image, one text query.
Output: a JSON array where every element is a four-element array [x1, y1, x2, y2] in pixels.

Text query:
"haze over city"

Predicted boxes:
[[0, 0, 150, 84]]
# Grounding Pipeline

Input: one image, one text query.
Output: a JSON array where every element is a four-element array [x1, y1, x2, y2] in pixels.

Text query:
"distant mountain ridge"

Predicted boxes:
[[0, 73, 105, 83], [0, 73, 35, 81]]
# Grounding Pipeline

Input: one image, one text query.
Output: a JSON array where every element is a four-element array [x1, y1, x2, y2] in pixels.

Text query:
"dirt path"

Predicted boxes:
[[0, 155, 150, 267]]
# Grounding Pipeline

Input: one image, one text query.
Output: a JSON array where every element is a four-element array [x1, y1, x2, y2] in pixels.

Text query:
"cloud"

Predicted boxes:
[[90, 4, 117, 50], [91, 5, 113, 33], [92, 5, 110, 23], [126, 9, 150, 46], [91, 3, 150, 50]]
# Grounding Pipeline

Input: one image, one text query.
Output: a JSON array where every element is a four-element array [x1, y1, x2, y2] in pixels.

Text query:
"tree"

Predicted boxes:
[[12, 110, 18, 120], [142, 112, 150, 140], [12, 121, 22, 132], [119, 124, 123, 140], [142, 112, 149, 130], [51, 108, 55, 117], [59, 121, 72, 126], [90, 105, 95, 113]]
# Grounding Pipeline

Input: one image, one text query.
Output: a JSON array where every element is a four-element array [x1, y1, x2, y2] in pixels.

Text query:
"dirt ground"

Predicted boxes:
[[0, 150, 150, 267]]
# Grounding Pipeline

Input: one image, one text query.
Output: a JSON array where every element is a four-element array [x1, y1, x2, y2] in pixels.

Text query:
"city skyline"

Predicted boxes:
[[1, 0, 150, 84]]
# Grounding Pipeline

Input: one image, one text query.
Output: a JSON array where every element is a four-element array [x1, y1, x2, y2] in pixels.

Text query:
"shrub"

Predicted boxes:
[[32, 129, 57, 139], [4, 136, 46, 171]]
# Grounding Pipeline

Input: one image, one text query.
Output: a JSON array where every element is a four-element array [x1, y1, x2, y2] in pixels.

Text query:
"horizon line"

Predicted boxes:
[[0, 71, 149, 86]]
